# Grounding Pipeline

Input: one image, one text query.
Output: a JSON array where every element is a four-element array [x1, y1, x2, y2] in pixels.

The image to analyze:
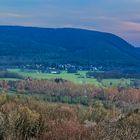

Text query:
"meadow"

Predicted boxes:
[[7, 69, 131, 87]]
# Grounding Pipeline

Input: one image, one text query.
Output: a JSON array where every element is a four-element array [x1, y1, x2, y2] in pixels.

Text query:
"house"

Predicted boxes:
[[50, 70, 61, 74]]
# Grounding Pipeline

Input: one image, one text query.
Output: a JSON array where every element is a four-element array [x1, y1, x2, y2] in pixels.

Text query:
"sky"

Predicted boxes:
[[0, 0, 140, 47]]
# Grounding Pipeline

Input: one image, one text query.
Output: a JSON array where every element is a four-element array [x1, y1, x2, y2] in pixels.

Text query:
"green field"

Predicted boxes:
[[101, 79, 131, 87], [8, 69, 100, 85], [7, 69, 131, 87], [0, 78, 18, 81]]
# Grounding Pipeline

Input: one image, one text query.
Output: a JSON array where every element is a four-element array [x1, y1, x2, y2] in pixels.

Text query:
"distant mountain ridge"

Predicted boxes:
[[0, 26, 140, 68]]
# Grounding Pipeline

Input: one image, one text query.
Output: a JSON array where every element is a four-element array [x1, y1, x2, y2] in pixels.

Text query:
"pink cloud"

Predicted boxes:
[[122, 21, 140, 31]]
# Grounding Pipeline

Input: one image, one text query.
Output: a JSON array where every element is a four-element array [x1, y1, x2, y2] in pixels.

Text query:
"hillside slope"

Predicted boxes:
[[0, 26, 139, 68]]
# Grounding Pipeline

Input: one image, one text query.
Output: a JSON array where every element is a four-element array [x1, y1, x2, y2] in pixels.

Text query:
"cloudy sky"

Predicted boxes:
[[0, 0, 140, 47]]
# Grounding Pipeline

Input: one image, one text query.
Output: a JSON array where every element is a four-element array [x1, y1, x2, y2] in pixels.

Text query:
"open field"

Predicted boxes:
[[0, 78, 18, 81], [6, 69, 132, 87], [8, 69, 101, 85], [101, 79, 131, 87]]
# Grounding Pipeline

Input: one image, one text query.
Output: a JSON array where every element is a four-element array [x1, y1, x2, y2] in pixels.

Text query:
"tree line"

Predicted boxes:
[[0, 79, 140, 106]]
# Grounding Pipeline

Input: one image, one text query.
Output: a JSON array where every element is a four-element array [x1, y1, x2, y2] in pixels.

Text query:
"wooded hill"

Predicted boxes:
[[0, 26, 140, 68]]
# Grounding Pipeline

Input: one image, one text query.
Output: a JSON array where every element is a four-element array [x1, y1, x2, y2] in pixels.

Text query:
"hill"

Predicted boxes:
[[0, 26, 140, 68]]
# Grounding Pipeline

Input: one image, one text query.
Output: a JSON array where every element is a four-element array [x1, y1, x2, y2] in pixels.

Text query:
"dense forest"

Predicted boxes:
[[86, 70, 140, 79], [0, 26, 140, 69]]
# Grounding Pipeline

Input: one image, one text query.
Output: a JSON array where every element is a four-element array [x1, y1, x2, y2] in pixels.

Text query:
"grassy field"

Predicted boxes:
[[8, 69, 101, 85], [7, 69, 131, 87], [0, 78, 18, 81], [101, 79, 131, 87]]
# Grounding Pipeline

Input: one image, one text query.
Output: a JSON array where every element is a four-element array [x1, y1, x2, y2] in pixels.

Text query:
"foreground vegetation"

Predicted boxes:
[[0, 93, 139, 140]]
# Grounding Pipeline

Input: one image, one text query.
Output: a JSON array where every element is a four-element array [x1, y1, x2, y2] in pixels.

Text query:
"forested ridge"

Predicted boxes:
[[0, 26, 140, 68]]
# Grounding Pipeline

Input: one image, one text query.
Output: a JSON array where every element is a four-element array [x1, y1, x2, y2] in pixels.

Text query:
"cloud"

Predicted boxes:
[[122, 21, 140, 32], [0, 13, 23, 18]]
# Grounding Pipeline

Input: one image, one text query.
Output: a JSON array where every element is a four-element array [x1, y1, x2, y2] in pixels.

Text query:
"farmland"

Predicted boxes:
[[7, 69, 132, 87]]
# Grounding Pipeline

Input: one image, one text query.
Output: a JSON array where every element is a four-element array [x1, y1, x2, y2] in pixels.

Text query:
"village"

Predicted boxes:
[[18, 63, 100, 74]]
